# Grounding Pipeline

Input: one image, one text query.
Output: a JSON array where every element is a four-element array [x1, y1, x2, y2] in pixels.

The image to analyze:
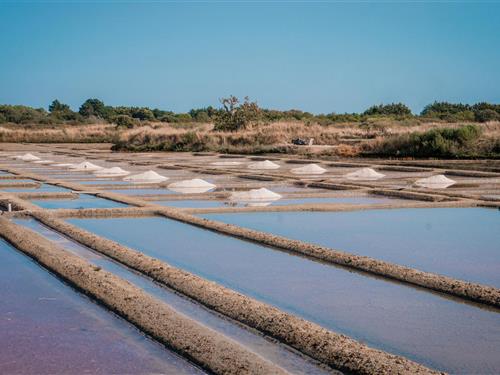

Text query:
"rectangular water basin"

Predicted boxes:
[[68, 216, 500, 374], [31, 194, 127, 209], [203, 208, 500, 288], [156, 195, 404, 208], [3, 183, 70, 193], [15, 218, 331, 375], [0, 238, 202, 374]]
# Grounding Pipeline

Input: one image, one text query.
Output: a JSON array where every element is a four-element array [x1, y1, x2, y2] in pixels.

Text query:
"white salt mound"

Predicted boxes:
[[124, 170, 168, 184], [291, 164, 327, 175], [15, 153, 41, 161], [94, 167, 130, 177], [415, 175, 456, 189], [230, 188, 282, 202], [70, 162, 104, 171], [344, 168, 385, 181], [247, 160, 280, 170], [168, 178, 216, 194], [211, 161, 242, 166]]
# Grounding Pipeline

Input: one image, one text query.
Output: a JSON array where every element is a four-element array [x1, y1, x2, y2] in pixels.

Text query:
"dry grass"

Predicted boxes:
[[2, 120, 499, 158], [0, 124, 116, 143]]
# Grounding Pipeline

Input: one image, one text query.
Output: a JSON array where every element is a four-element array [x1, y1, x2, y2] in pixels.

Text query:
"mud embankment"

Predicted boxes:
[[32, 213, 438, 375], [154, 207, 500, 308], [0, 218, 287, 375]]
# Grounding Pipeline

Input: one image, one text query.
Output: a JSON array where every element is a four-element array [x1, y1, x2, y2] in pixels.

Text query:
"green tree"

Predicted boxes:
[[79, 98, 107, 118], [213, 96, 260, 131]]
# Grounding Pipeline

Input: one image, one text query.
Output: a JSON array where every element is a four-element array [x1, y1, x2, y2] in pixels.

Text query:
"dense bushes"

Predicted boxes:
[[366, 124, 498, 158], [421, 101, 500, 122], [1, 97, 500, 127], [363, 103, 412, 117]]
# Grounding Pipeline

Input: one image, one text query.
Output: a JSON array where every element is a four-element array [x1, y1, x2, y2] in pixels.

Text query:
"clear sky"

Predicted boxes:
[[0, 1, 499, 114]]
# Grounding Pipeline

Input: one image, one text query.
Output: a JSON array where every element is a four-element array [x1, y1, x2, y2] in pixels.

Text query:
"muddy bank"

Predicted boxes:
[[180, 200, 474, 215], [0, 218, 286, 375], [15, 192, 78, 200], [32, 213, 437, 375], [370, 189, 457, 202], [0, 182, 40, 189]]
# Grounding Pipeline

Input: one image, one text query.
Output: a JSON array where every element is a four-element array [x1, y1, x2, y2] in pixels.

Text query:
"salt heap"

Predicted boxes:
[[94, 167, 130, 177], [70, 162, 104, 171], [33, 160, 54, 164], [124, 170, 168, 184], [344, 168, 385, 181], [211, 161, 242, 166], [230, 188, 282, 202], [168, 178, 216, 194], [247, 160, 280, 170], [414, 175, 456, 189], [14, 153, 40, 161], [291, 164, 327, 175]]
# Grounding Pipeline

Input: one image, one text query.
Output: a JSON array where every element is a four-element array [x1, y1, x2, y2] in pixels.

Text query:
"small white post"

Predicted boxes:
[[7, 203, 12, 212]]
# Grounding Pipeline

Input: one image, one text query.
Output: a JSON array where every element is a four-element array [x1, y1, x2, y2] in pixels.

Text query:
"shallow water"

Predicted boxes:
[[203, 208, 500, 288], [156, 195, 402, 208], [16, 218, 333, 375], [31, 194, 127, 209], [69, 216, 500, 374], [109, 188, 176, 195], [74, 180, 132, 185], [0, 238, 203, 375], [2, 183, 69, 193]]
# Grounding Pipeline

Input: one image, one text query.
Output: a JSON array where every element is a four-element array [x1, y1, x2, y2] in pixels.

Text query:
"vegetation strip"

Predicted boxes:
[[154, 207, 500, 308], [30, 213, 438, 375], [0, 218, 286, 375]]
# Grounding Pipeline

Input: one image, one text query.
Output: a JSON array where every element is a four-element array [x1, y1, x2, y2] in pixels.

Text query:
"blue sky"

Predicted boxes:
[[0, 1, 499, 114]]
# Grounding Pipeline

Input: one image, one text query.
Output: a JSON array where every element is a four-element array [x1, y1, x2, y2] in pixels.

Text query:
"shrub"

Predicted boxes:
[[367, 124, 484, 158], [113, 115, 138, 129], [213, 96, 260, 131], [363, 103, 412, 117], [474, 109, 499, 122]]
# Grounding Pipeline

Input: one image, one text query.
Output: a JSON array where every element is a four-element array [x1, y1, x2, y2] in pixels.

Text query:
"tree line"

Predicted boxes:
[[1, 97, 499, 128]]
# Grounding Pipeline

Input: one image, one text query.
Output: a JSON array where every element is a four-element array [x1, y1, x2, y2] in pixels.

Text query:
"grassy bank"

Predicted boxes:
[[1, 119, 499, 159]]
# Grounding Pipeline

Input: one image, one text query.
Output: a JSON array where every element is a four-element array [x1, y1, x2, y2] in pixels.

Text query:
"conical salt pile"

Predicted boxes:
[[124, 170, 168, 184], [344, 168, 385, 181], [291, 164, 327, 175], [70, 162, 104, 171], [168, 178, 216, 194], [415, 175, 456, 189], [247, 160, 280, 170], [33, 160, 54, 164], [211, 161, 242, 166], [230, 188, 282, 202], [15, 153, 41, 161], [94, 167, 130, 177]]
